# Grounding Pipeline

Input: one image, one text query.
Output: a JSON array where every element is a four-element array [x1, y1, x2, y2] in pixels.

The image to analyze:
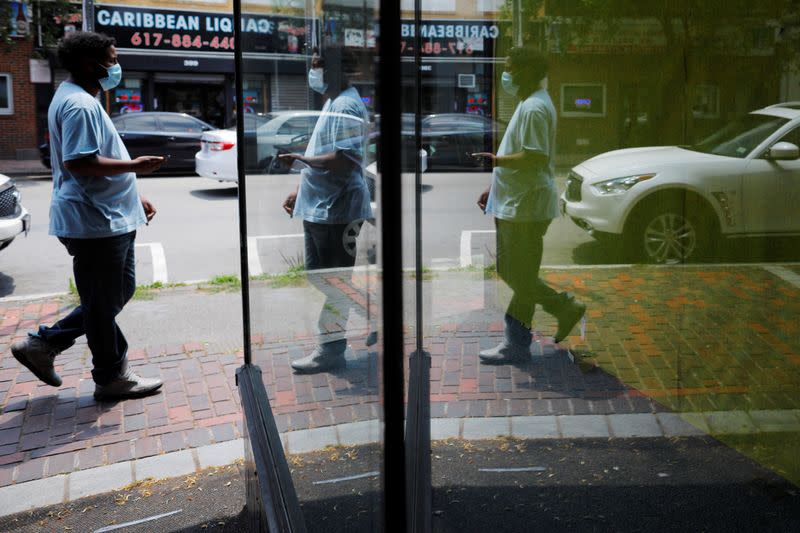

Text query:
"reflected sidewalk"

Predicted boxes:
[[1, 262, 799, 511]]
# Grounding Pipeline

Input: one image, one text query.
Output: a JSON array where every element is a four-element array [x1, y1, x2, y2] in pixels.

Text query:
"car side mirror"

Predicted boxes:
[[768, 141, 800, 161]]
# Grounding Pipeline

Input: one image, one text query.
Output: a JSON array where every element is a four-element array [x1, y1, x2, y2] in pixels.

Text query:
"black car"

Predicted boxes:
[[40, 112, 215, 173]]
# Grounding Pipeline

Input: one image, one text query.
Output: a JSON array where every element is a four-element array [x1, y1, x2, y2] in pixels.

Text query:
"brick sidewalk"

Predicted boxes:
[[2, 263, 800, 492]]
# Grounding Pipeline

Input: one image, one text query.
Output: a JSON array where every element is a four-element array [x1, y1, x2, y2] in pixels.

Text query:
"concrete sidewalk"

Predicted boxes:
[[0, 160, 49, 178], [1, 263, 799, 516]]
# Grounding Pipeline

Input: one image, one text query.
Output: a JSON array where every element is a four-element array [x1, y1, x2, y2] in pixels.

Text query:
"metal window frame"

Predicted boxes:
[[0, 74, 14, 115]]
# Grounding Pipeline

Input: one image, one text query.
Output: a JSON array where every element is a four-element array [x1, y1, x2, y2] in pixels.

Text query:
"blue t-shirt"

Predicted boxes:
[[293, 87, 373, 224], [48, 81, 146, 238], [486, 89, 560, 222]]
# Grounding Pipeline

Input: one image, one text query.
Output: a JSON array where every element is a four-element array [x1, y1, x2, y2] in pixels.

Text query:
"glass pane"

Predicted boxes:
[[0, 76, 10, 109], [240, 0, 383, 528], [411, 0, 800, 529]]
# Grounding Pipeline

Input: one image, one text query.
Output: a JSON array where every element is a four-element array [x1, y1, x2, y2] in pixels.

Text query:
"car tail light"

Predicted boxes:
[[208, 141, 235, 151]]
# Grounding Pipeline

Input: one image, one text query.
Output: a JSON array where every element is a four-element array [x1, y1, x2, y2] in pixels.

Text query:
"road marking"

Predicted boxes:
[[763, 265, 800, 288], [460, 230, 495, 267], [312, 471, 380, 485], [135, 242, 168, 283], [247, 233, 304, 277], [93, 509, 183, 532], [479, 467, 548, 473]]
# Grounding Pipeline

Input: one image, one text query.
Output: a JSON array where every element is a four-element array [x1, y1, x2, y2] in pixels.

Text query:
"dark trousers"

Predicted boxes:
[[35, 231, 137, 385], [495, 218, 566, 347], [304, 220, 361, 354]]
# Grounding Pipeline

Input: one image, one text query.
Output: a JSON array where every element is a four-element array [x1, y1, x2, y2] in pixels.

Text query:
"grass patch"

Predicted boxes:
[[199, 274, 242, 293], [251, 264, 308, 288], [132, 281, 187, 300], [410, 267, 436, 280]]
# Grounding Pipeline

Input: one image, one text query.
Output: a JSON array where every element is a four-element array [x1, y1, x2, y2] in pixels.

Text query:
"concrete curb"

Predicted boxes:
[[2, 409, 799, 518]]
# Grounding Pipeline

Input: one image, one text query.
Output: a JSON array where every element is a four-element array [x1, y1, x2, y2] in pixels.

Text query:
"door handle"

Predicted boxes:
[[168, 136, 176, 141]]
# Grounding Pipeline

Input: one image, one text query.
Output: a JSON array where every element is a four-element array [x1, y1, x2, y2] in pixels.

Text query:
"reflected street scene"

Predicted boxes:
[[2, 0, 800, 531]]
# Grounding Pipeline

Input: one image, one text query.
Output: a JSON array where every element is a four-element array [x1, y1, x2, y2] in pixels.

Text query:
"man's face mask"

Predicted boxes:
[[501, 71, 518, 97], [308, 68, 327, 94], [97, 62, 122, 91]]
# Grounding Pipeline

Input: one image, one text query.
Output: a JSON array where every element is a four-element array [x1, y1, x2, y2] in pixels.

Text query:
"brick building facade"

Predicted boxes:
[[0, 38, 38, 160]]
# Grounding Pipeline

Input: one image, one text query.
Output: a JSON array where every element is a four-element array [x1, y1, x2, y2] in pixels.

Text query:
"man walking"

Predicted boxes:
[[474, 46, 586, 365], [280, 46, 372, 374], [11, 32, 165, 400]]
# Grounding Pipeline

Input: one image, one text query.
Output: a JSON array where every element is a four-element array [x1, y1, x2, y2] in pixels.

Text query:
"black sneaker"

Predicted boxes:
[[479, 342, 530, 365], [554, 298, 587, 344], [11, 336, 64, 387], [291, 348, 346, 374], [94, 366, 163, 401]]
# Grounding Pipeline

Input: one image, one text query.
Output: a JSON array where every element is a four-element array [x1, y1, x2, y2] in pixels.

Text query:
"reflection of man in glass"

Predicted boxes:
[[474, 46, 586, 365], [280, 46, 372, 374]]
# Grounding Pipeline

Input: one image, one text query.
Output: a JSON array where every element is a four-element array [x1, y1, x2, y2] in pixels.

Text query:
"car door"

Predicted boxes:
[[742, 126, 800, 233], [156, 114, 209, 170], [115, 114, 163, 160], [424, 120, 462, 171]]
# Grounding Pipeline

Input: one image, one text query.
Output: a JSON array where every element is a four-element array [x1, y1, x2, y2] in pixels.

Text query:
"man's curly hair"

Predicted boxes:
[[508, 46, 548, 97], [58, 32, 116, 76]]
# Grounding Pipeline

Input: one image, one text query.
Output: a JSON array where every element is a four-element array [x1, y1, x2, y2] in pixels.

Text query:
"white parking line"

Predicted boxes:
[[460, 230, 495, 267], [479, 467, 547, 473], [135, 242, 168, 283], [312, 471, 380, 485], [763, 265, 800, 288], [247, 233, 304, 277]]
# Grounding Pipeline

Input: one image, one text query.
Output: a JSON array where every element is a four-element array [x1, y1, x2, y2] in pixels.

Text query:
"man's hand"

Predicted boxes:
[[141, 196, 156, 224], [278, 152, 302, 165], [470, 152, 496, 167], [130, 156, 165, 175], [477, 186, 490, 213], [282, 191, 297, 216]]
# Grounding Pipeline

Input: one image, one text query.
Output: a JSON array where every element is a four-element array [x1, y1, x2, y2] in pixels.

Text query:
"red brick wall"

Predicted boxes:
[[0, 38, 38, 159]]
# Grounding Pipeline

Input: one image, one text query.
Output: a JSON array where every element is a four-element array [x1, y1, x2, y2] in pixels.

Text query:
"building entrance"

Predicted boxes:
[[155, 80, 227, 128]]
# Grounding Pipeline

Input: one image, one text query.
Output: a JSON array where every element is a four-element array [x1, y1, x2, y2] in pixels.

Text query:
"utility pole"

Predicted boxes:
[[82, 0, 94, 32]]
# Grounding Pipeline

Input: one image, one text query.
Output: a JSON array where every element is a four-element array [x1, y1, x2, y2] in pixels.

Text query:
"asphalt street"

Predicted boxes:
[[0, 172, 594, 300], [2, 438, 798, 532]]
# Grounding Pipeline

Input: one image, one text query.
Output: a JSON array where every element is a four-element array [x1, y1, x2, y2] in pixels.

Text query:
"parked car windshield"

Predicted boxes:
[[688, 113, 788, 158]]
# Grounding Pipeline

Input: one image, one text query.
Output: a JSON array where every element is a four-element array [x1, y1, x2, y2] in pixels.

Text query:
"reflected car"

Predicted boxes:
[[0, 174, 31, 252], [411, 113, 502, 171], [196, 111, 367, 182], [562, 103, 800, 263], [39, 112, 215, 173], [372, 113, 501, 171], [194, 114, 275, 182]]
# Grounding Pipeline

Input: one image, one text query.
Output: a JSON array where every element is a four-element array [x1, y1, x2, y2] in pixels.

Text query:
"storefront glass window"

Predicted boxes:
[[239, 0, 384, 526], [236, 0, 800, 529]]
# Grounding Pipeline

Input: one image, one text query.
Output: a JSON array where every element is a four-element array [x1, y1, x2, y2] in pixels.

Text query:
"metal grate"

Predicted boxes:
[[0, 187, 18, 217], [565, 172, 582, 202]]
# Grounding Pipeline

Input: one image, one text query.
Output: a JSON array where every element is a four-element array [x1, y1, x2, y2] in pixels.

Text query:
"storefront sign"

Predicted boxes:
[[400, 20, 501, 58], [95, 4, 306, 54]]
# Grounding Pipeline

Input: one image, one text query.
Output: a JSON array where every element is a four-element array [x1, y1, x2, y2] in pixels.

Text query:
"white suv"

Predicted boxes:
[[562, 103, 800, 263], [0, 174, 30, 252]]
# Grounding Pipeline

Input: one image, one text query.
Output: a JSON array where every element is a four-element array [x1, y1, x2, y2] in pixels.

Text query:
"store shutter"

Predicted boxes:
[[270, 75, 311, 111]]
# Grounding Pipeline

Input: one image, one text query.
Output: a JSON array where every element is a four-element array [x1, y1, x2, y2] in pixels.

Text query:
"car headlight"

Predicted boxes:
[[591, 174, 656, 195]]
